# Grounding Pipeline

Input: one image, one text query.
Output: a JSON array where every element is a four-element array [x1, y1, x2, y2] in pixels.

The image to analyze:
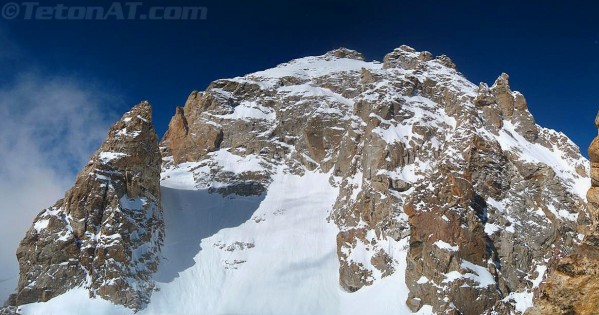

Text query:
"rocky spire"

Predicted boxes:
[[160, 91, 224, 164], [491, 73, 515, 117], [587, 114, 599, 226], [473, 73, 539, 141], [8, 102, 164, 310]]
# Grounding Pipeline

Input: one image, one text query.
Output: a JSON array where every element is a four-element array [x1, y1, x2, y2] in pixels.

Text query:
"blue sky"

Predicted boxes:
[[1, 0, 598, 150]]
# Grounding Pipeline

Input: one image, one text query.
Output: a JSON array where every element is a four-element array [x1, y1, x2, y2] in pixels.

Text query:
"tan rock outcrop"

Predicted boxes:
[[383, 45, 433, 69], [161, 93, 224, 164]]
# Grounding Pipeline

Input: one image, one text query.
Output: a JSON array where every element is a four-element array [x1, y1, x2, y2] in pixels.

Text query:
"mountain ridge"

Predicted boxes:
[[5, 45, 592, 315]]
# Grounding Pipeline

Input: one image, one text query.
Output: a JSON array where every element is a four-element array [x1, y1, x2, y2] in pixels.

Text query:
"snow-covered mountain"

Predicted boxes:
[[3, 45, 592, 315]]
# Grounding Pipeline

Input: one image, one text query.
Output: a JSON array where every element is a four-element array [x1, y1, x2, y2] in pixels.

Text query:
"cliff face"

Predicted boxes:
[[160, 46, 589, 314], [8, 102, 164, 310], [526, 112, 599, 315]]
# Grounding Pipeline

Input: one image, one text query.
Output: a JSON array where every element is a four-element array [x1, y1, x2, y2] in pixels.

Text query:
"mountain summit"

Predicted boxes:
[[5, 46, 591, 315]]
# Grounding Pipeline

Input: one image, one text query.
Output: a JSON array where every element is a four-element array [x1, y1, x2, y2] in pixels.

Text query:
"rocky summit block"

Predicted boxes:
[[159, 45, 589, 314], [8, 102, 164, 310]]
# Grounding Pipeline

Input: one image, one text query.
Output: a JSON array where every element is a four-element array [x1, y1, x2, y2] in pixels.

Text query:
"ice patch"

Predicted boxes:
[[210, 150, 266, 174], [98, 152, 128, 163], [119, 195, 148, 211], [484, 223, 501, 235], [443, 260, 495, 288], [214, 101, 276, 122], [33, 219, 49, 233], [433, 240, 459, 252]]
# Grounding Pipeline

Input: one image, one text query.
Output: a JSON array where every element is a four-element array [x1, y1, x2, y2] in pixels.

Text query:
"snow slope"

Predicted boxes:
[[20, 167, 430, 315]]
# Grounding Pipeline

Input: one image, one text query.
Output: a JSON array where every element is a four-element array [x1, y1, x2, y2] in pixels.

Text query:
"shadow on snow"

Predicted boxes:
[[154, 186, 264, 283]]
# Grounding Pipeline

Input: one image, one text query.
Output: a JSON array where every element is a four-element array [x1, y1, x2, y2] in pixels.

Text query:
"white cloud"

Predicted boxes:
[[0, 73, 119, 302]]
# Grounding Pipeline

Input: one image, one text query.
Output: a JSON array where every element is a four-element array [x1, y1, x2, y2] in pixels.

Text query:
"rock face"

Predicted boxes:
[[526, 112, 599, 315], [160, 46, 589, 314], [8, 102, 164, 310]]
